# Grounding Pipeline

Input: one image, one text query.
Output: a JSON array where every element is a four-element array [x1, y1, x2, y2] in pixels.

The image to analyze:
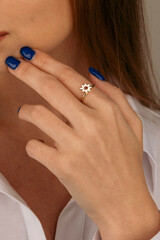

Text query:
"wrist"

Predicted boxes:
[[99, 224, 159, 240], [98, 217, 160, 240], [97, 223, 125, 240], [97, 205, 160, 240]]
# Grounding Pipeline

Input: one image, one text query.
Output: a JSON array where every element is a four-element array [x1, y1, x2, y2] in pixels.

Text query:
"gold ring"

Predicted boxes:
[[80, 83, 95, 102]]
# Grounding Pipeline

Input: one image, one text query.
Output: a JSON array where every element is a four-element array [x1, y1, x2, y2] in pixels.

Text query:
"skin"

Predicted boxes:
[[5, 49, 160, 239], [0, 0, 160, 239], [0, 0, 89, 128], [0, 1, 89, 239]]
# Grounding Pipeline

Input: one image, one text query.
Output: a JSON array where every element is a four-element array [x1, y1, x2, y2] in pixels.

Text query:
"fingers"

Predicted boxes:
[[18, 104, 76, 150], [19, 47, 111, 108], [6, 56, 87, 125], [25, 139, 61, 176]]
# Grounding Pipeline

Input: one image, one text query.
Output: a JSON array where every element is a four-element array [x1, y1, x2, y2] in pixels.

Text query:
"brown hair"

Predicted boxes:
[[70, 0, 160, 111]]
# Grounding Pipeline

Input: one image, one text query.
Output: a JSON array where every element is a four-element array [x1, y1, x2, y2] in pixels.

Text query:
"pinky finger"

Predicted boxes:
[[25, 139, 60, 176]]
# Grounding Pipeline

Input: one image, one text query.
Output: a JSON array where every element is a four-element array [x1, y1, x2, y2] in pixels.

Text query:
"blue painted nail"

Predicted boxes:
[[17, 105, 22, 114], [5, 56, 21, 70], [20, 46, 36, 60], [89, 67, 105, 81]]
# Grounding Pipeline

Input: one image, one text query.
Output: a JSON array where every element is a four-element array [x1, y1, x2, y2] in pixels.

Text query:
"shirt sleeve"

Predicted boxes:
[[92, 230, 102, 240]]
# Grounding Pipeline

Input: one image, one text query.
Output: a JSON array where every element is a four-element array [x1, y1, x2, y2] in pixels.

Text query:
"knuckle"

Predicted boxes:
[[36, 55, 49, 69], [19, 63, 31, 78], [80, 109, 96, 126], [39, 78, 57, 96], [39, 81, 51, 96], [81, 111, 104, 136], [57, 155, 74, 182], [30, 105, 45, 121], [25, 139, 38, 155], [113, 86, 124, 97], [75, 106, 93, 126], [80, 102, 117, 133], [59, 67, 75, 82], [105, 101, 118, 116], [89, 116, 101, 130]]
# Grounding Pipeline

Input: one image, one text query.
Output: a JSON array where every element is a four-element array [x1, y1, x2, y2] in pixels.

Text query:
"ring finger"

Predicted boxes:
[[18, 103, 77, 150]]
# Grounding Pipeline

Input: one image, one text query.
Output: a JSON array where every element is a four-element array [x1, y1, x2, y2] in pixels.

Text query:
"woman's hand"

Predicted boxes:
[[6, 47, 160, 240]]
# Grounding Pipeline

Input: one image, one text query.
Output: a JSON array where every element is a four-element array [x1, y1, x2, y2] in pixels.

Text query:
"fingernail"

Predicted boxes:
[[20, 46, 36, 60], [5, 56, 21, 70], [17, 105, 22, 114], [89, 67, 105, 81]]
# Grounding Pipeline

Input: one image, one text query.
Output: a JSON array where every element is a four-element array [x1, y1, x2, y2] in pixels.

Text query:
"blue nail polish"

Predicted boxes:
[[89, 67, 105, 81], [17, 105, 22, 114], [20, 46, 36, 60], [5, 56, 21, 70]]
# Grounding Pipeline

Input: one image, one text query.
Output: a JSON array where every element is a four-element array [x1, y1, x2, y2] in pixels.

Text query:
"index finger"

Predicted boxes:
[[19, 46, 111, 108], [5, 54, 87, 124]]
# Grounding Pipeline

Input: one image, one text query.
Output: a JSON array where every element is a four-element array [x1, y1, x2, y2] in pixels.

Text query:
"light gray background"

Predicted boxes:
[[146, 0, 160, 87]]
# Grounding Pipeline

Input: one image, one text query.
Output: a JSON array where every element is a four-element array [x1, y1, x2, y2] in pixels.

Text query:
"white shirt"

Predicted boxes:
[[0, 94, 160, 240]]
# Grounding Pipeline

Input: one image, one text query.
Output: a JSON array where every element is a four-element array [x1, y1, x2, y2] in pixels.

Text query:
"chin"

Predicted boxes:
[[0, 61, 11, 75]]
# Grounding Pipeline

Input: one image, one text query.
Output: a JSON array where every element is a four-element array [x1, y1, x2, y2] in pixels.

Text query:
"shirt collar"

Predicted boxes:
[[0, 172, 85, 240]]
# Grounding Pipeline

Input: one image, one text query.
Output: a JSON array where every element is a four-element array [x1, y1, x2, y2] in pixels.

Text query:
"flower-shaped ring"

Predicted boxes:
[[80, 83, 95, 102]]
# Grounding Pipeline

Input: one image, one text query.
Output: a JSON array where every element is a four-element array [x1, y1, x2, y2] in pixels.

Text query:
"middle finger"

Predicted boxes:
[[21, 47, 107, 108], [5, 55, 87, 125]]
